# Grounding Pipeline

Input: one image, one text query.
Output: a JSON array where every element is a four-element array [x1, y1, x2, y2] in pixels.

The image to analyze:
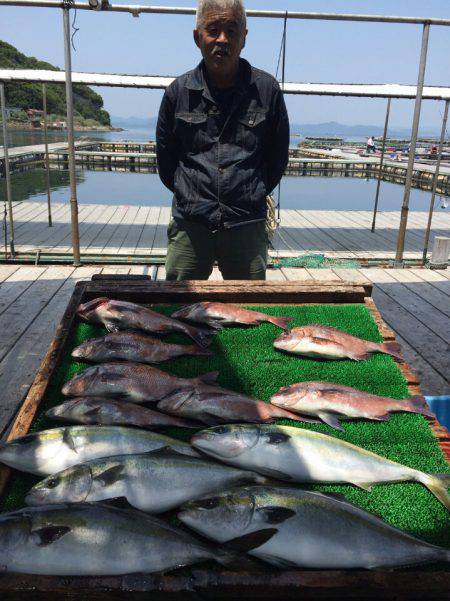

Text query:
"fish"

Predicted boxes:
[[46, 397, 201, 429], [274, 324, 403, 362], [179, 486, 450, 569], [71, 331, 213, 364], [191, 424, 450, 510], [270, 381, 434, 430], [0, 503, 263, 575], [0, 425, 198, 476], [26, 450, 268, 513], [77, 297, 212, 347], [172, 302, 292, 330], [157, 388, 319, 426], [61, 361, 220, 403]]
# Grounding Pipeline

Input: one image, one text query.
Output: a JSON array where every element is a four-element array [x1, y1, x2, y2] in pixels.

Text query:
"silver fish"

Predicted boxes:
[[72, 331, 213, 364], [61, 361, 219, 403], [26, 450, 267, 513], [158, 388, 319, 425], [270, 381, 434, 430], [47, 397, 201, 429], [0, 425, 198, 475], [172, 301, 293, 330], [191, 424, 450, 510], [179, 486, 450, 569], [274, 324, 403, 361], [77, 298, 212, 347], [0, 503, 248, 575]]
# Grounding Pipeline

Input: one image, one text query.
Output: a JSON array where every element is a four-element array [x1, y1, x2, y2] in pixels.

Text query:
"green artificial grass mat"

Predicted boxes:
[[1, 303, 449, 555]]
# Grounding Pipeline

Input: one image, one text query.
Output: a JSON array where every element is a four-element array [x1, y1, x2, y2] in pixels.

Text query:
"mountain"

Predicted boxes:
[[111, 116, 157, 128], [111, 116, 438, 138], [0, 40, 111, 126]]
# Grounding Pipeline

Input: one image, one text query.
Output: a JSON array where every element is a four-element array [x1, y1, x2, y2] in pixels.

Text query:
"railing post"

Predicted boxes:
[[42, 83, 53, 227], [371, 97, 391, 232], [0, 82, 15, 258], [422, 98, 449, 264], [63, 7, 81, 266], [394, 22, 430, 266]]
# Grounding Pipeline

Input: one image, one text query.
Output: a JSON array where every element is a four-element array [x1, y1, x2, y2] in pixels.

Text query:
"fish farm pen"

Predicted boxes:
[[0, 278, 448, 599]]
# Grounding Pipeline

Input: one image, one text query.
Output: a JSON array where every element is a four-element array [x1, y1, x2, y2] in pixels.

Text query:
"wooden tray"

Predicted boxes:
[[0, 279, 448, 600]]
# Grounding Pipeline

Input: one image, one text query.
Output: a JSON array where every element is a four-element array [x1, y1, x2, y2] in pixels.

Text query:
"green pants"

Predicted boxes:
[[165, 219, 268, 280]]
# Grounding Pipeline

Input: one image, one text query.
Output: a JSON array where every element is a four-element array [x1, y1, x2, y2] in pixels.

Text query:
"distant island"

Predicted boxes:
[[111, 116, 439, 138], [0, 39, 117, 131]]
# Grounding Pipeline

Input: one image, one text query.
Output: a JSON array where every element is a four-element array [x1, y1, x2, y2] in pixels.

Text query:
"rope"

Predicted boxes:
[[62, 0, 79, 51]]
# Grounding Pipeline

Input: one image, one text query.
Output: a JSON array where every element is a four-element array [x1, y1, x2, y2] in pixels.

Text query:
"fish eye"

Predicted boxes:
[[214, 426, 229, 435], [46, 477, 60, 489]]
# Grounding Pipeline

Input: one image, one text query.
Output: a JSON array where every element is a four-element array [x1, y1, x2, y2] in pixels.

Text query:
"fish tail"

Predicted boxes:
[[184, 325, 213, 348], [194, 371, 220, 385], [380, 341, 404, 362], [407, 395, 435, 418], [417, 472, 450, 510], [267, 316, 294, 330], [186, 344, 214, 357]]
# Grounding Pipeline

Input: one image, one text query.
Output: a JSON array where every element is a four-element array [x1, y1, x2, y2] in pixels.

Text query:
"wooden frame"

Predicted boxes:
[[0, 279, 448, 600]]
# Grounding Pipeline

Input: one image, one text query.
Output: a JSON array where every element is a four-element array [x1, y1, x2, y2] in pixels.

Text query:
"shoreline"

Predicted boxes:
[[5, 123, 124, 132]]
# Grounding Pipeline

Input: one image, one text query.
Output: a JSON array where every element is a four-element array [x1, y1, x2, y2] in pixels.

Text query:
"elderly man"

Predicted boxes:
[[156, 0, 289, 280]]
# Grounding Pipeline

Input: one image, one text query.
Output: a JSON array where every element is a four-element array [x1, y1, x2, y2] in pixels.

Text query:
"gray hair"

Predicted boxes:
[[196, 0, 247, 30]]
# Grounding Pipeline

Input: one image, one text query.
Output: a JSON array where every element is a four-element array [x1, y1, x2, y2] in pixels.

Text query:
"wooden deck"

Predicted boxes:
[[0, 264, 448, 439], [4, 202, 450, 260]]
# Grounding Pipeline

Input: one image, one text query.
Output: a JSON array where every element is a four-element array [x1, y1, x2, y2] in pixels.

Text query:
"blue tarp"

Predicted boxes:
[[425, 396, 450, 430]]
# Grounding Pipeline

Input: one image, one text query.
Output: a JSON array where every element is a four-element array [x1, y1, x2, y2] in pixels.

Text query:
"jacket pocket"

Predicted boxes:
[[237, 109, 267, 152], [175, 112, 208, 153]]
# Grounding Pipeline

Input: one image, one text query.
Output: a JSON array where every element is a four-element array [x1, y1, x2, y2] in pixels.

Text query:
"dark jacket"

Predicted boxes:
[[156, 58, 289, 230]]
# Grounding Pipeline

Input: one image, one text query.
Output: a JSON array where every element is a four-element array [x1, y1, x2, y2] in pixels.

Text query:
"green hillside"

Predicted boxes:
[[0, 40, 110, 126]]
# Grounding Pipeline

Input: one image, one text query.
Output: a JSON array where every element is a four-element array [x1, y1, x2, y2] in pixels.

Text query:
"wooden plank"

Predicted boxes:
[[43, 203, 100, 253], [265, 268, 287, 281], [151, 206, 171, 253], [386, 268, 450, 318], [86, 205, 128, 253], [0, 264, 20, 283], [117, 205, 150, 255], [111, 205, 141, 254], [305, 268, 342, 282], [360, 279, 449, 381], [135, 206, 160, 252], [0, 266, 74, 363], [362, 268, 450, 343], [0, 267, 102, 439], [79, 204, 121, 253], [280, 268, 313, 281], [407, 268, 450, 297], [0, 266, 48, 316]]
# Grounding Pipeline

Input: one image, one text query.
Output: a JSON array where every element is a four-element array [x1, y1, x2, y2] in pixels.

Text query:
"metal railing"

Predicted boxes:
[[0, 2, 449, 266]]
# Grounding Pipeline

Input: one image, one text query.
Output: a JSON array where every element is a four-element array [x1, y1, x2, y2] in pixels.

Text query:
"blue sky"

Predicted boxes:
[[1, 0, 449, 128]]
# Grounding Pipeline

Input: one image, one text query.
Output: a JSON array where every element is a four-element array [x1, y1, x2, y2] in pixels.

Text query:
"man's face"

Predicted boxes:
[[194, 8, 247, 78]]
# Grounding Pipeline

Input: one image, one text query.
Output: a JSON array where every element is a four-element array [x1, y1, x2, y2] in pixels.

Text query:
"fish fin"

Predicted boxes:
[[317, 411, 344, 430], [84, 407, 102, 418], [32, 526, 71, 547], [349, 352, 370, 361], [204, 319, 224, 330], [418, 473, 450, 511], [267, 316, 294, 330], [408, 396, 435, 418], [353, 482, 373, 491], [223, 528, 278, 553], [371, 413, 391, 422], [314, 491, 348, 502], [195, 371, 220, 384], [310, 336, 339, 347], [257, 506, 296, 524], [264, 431, 291, 445], [380, 341, 404, 362], [63, 428, 77, 453], [104, 321, 121, 333], [94, 464, 126, 486], [257, 553, 298, 569], [102, 496, 134, 510]]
